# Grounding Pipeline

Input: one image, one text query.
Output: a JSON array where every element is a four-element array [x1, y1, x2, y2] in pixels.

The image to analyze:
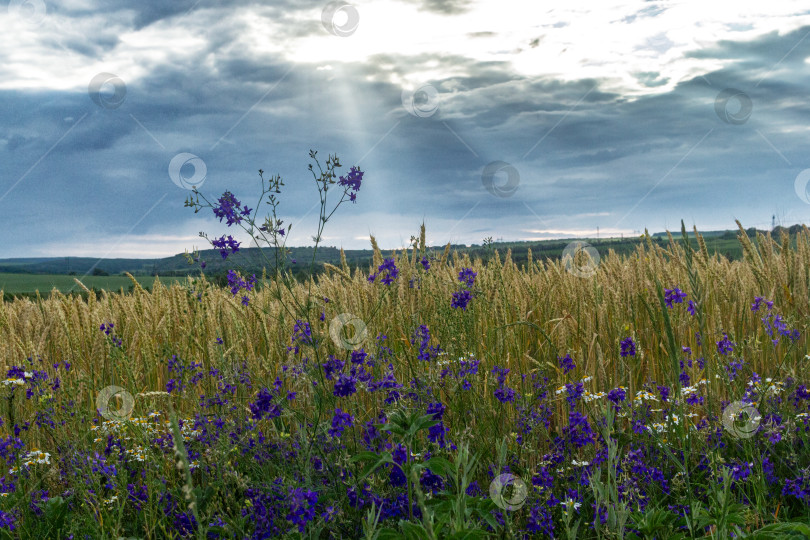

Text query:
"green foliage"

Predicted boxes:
[[353, 412, 502, 539], [626, 507, 685, 540], [741, 521, 810, 539]]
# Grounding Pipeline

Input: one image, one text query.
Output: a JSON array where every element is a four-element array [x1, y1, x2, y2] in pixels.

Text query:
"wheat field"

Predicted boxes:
[[1, 221, 809, 538], [2, 223, 806, 410]]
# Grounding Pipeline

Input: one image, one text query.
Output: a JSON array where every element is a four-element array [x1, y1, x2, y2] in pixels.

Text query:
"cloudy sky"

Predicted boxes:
[[2, 0, 810, 258]]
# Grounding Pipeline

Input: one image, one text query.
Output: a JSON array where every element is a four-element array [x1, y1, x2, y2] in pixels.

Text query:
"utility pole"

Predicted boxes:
[[596, 226, 599, 243]]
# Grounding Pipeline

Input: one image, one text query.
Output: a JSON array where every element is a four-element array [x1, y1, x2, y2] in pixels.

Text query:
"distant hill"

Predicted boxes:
[[0, 245, 439, 278], [1, 226, 803, 279], [651, 224, 805, 239]]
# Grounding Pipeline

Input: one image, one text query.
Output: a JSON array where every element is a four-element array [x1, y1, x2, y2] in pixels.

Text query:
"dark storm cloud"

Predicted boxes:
[[2, 2, 809, 257], [414, 0, 476, 16], [48, 0, 203, 30]]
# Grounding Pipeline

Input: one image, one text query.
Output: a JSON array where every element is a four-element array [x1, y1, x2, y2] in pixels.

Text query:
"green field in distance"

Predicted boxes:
[[0, 273, 188, 295]]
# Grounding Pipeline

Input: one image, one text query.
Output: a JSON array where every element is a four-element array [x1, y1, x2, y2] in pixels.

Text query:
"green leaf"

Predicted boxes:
[[746, 522, 810, 539], [377, 528, 405, 540], [446, 530, 492, 539], [43, 495, 67, 531], [425, 495, 450, 508], [422, 456, 455, 478], [399, 521, 431, 539], [472, 498, 501, 531], [352, 452, 394, 483], [409, 413, 441, 437], [350, 450, 386, 464]]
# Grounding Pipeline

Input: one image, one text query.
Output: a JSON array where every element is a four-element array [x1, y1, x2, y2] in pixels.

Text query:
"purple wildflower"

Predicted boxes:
[[250, 381, 283, 420], [563, 411, 595, 449], [286, 487, 319, 533], [664, 287, 687, 308], [607, 387, 626, 405], [620, 337, 636, 357], [494, 386, 515, 403], [291, 320, 313, 345], [322, 355, 344, 380], [451, 289, 473, 311], [212, 191, 246, 227], [411, 325, 442, 361], [558, 354, 576, 374], [338, 166, 364, 197], [211, 235, 240, 260], [426, 402, 447, 447], [458, 267, 477, 288], [375, 258, 399, 286], [717, 333, 735, 356], [751, 296, 773, 312], [726, 358, 744, 382], [328, 408, 354, 439], [492, 366, 516, 403], [333, 373, 358, 397], [565, 381, 584, 408], [685, 392, 703, 406]]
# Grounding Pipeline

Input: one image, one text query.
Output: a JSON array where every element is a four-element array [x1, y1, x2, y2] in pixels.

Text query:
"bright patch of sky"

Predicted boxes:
[[1, 0, 810, 258]]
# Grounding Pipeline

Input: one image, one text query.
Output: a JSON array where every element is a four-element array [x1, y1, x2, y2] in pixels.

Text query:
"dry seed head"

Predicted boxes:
[[136, 391, 170, 397]]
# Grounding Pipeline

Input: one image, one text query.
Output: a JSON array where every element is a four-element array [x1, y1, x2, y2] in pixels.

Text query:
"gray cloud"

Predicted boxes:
[[1, 2, 809, 257]]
